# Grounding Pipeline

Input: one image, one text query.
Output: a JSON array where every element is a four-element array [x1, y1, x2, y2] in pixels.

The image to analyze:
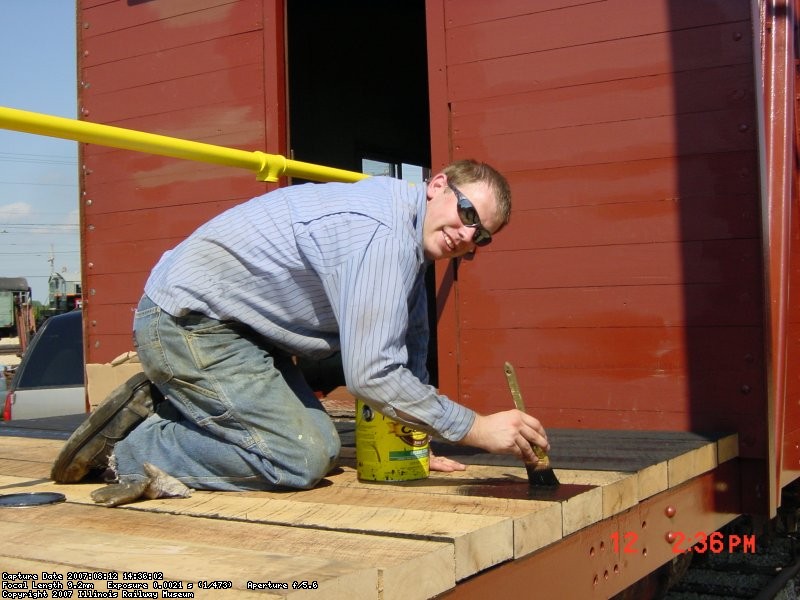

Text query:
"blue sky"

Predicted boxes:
[[0, 3, 78, 303]]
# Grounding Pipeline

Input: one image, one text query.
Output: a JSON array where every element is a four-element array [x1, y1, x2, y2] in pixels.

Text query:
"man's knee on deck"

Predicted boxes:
[[285, 425, 341, 490]]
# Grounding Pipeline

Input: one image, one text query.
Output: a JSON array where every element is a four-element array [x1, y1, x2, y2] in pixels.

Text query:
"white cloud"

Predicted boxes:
[[0, 202, 34, 223]]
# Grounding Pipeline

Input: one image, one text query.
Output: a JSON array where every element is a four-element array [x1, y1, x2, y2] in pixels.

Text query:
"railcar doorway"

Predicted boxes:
[[286, 0, 430, 175]]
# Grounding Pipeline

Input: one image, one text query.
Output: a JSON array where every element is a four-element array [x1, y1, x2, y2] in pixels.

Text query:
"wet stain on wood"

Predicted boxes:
[[458, 480, 596, 501]]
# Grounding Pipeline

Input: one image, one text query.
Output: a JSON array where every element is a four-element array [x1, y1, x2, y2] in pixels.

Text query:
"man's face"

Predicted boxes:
[[422, 173, 501, 261]]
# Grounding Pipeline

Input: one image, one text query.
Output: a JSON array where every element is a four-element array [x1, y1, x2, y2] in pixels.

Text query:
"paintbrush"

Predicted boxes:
[[503, 361, 560, 488]]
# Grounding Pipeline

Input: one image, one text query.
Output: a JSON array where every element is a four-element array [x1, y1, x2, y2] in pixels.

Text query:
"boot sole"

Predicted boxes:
[[51, 372, 155, 483]]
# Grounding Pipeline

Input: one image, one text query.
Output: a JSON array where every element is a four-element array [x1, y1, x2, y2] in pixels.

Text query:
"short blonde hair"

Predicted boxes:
[[442, 159, 512, 227]]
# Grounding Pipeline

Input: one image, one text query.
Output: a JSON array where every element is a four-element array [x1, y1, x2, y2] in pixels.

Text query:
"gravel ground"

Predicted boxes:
[[662, 504, 799, 600]]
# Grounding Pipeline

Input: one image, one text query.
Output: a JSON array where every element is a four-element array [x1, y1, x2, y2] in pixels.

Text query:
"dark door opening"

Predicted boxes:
[[286, 0, 430, 174]]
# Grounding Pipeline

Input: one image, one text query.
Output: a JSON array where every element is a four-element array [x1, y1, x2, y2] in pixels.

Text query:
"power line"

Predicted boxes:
[[2, 241, 78, 246], [0, 228, 78, 235], [0, 180, 77, 187], [0, 251, 79, 255], [0, 152, 78, 189], [0, 151, 77, 166], [0, 223, 78, 228], [0, 209, 77, 216]]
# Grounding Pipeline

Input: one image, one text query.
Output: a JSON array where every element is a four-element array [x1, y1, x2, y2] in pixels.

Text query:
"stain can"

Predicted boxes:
[[355, 398, 430, 481]]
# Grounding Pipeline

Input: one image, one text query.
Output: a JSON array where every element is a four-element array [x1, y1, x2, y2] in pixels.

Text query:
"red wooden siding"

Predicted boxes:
[[787, 41, 800, 485], [758, 0, 800, 507], [79, 0, 284, 363], [430, 0, 767, 464], [785, 208, 800, 487]]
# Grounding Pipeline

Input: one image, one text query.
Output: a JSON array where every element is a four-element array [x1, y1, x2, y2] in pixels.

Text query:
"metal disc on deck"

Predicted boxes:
[[0, 492, 66, 507]]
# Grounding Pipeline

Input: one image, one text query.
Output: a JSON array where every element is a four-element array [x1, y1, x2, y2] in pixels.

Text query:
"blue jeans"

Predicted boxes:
[[113, 295, 341, 491]]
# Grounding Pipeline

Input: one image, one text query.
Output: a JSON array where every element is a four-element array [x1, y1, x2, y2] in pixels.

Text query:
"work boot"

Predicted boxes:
[[50, 372, 161, 483]]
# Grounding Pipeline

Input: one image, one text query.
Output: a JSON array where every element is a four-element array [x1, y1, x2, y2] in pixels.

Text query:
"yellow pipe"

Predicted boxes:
[[0, 106, 367, 184]]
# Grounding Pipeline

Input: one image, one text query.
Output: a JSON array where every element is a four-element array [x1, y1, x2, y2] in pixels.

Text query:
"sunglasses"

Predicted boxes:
[[448, 182, 492, 247]]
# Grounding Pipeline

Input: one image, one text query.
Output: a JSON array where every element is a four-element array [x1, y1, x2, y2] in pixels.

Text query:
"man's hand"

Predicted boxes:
[[429, 451, 467, 472], [459, 410, 549, 464]]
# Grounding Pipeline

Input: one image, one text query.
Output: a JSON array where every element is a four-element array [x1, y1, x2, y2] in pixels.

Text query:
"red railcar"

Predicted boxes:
[[74, 0, 798, 594]]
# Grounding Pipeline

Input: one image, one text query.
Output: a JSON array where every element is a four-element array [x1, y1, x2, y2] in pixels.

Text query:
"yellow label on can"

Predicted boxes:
[[356, 399, 430, 481]]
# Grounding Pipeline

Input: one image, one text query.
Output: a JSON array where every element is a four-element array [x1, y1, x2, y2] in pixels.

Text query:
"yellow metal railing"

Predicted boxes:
[[0, 106, 367, 183]]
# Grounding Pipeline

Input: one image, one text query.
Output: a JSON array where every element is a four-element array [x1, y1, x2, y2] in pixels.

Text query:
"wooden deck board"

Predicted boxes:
[[0, 499, 454, 600], [0, 510, 379, 600], [0, 471, 526, 575], [0, 425, 738, 599]]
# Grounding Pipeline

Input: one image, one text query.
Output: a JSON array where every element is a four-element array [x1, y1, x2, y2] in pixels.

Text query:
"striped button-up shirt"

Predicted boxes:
[[144, 176, 476, 442]]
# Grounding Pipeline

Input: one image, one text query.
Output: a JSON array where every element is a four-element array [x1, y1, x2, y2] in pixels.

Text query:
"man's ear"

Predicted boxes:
[[426, 172, 448, 199]]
